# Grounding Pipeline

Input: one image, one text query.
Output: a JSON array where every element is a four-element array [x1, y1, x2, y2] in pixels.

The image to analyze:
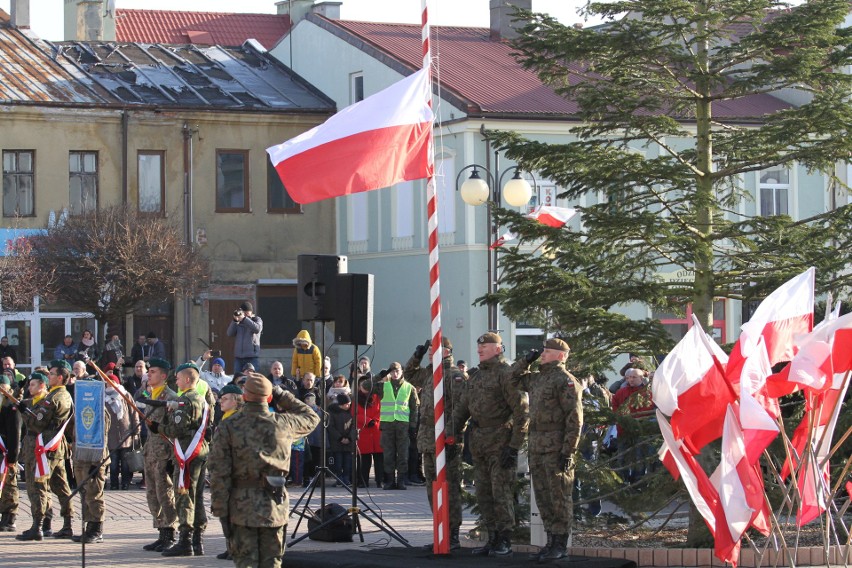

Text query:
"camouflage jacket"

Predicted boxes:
[[160, 387, 209, 462], [22, 386, 73, 460], [209, 392, 320, 526], [140, 385, 177, 459], [453, 355, 529, 456], [514, 360, 583, 456], [404, 353, 467, 453]]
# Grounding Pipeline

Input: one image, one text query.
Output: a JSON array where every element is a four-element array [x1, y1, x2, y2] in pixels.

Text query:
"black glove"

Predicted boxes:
[[16, 400, 27, 413], [271, 385, 286, 407], [525, 349, 542, 364], [414, 339, 431, 360], [378, 369, 389, 380], [220, 517, 232, 539], [499, 446, 519, 470], [445, 438, 458, 461], [147, 421, 159, 434], [558, 454, 574, 473], [367, 419, 377, 428]]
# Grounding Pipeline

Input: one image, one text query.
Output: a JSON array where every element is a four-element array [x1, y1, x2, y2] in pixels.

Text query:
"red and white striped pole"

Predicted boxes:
[[422, 0, 450, 555]]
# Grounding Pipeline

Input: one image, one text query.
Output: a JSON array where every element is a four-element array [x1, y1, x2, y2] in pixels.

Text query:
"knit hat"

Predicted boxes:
[[477, 332, 502, 344], [304, 392, 317, 402], [219, 384, 243, 397], [242, 362, 255, 372], [243, 372, 272, 397], [104, 362, 116, 371], [30, 372, 49, 385], [336, 393, 351, 405], [148, 358, 171, 371], [544, 338, 570, 352], [240, 301, 253, 312], [107, 373, 121, 384], [212, 358, 226, 369]]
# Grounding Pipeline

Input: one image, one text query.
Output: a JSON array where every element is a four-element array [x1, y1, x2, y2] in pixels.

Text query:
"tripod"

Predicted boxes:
[[287, 339, 409, 547]]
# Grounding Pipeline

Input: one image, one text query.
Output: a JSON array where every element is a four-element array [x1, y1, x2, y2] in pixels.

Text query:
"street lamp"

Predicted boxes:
[[455, 163, 537, 331]]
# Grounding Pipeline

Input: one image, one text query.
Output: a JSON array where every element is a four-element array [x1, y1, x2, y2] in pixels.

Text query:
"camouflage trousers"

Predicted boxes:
[[231, 523, 285, 568], [176, 457, 207, 532], [25, 454, 73, 520], [423, 450, 464, 530], [143, 448, 176, 529], [74, 460, 106, 522], [530, 451, 574, 534], [380, 421, 410, 478], [471, 451, 515, 532], [0, 463, 19, 514]]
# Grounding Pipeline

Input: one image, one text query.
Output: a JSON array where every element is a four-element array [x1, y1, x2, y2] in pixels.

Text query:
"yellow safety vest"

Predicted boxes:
[[380, 381, 413, 423]]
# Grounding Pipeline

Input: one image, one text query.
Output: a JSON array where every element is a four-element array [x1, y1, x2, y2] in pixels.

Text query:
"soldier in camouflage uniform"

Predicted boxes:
[[453, 332, 529, 557], [404, 336, 467, 550], [71, 379, 111, 544], [0, 372, 22, 532], [513, 338, 583, 562], [209, 373, 320, 568], [17, 363, 75, 541], [151, 362, 210, 557], [137, 357, 178, 552]]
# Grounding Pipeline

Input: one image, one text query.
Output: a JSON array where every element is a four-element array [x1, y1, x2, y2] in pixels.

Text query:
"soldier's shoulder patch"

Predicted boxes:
[[174, 414, 182, 424], [37, 411, 45, 421]]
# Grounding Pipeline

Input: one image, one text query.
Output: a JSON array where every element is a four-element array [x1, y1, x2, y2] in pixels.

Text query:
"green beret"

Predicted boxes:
[[30, 372, 49, 385], [175, 362, 200, 374], [0, 374, 10, 386], [219, 384, 243, 397], [148, 358, 171, 371], [50, 360, 72, 372]]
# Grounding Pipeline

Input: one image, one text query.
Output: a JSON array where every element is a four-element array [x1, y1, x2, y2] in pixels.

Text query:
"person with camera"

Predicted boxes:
[[195, 350, 232, 393], [227, 302, 263, 375]]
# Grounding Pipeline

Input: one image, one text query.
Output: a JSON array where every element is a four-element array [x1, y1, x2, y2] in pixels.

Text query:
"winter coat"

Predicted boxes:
[[227, 315, 263, 359], [290, 330, 321, 378], [353, 391, 382, 454], [326, 403, 355, 453]]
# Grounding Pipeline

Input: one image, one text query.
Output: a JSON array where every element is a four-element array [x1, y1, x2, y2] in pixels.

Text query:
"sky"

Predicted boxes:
[[0, 0, 599, 41]]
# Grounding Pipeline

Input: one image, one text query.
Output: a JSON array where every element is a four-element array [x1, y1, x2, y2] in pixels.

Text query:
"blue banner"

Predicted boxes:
[[75, 379, 105, 451]]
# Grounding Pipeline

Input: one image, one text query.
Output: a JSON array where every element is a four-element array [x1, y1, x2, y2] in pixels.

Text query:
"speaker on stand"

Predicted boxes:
[[297, 254, 348, 322], [335, 273, 374, 346]]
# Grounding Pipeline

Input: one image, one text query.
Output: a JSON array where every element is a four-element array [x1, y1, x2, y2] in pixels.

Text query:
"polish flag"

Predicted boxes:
[[490, 231, 516, 249], [527, 206, 576, 228], [652, 321, 734, 452], [739, 390, 779, 465], [267, 68, 433, 204], [727, 267, 815, 386]]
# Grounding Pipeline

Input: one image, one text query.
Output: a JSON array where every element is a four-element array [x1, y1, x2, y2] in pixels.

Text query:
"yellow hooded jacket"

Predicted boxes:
[[291, 330, 322, 379]]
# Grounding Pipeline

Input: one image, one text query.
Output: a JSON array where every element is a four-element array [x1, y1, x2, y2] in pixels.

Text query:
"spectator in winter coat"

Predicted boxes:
[[290, 330, 321, 380], [327, 393, 355, 486], [226, 302, 262, 373], [353, 378, 383, 488], [105, 378, 140, 490]]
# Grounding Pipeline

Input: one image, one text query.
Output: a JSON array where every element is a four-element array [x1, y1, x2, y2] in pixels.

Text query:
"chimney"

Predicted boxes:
[[10, 0, 30, 29], [77, 0, 103, 41], [489, 0, 531, 40], [312, 2, 342, 20], [276, 1, 341, 25]]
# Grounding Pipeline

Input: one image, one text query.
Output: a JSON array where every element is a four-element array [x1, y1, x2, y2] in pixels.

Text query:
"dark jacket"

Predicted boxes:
[[326, 403, 355, 452]]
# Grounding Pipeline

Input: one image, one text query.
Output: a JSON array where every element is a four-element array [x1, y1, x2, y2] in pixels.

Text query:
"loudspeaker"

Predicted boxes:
[[297, 254, 348, 321], [335, 273, 374, 346]]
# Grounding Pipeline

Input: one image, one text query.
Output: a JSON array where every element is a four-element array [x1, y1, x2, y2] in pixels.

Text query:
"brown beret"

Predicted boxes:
[[388, 361, 402, 371], [243, 372, 272, 397], [477, 332, 502, 344], [544, 338, 570, 352]]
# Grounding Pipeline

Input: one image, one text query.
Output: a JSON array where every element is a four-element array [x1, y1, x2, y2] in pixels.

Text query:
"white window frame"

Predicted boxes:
[[759, 166, 791, 217]]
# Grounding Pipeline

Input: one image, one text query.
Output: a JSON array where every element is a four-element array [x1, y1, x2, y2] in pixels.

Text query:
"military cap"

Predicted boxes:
[[219, 384, 243, 397], [544, 338, 570, 352], [336, 393, 351, 405], [30, 372, 49, 385], [442, 336, 453, 350], [175, 361, 200, 374], [477, 332, 502, 344], [243, 372, 272, 397], [388, 361, 402, 371], [50, 359, 72, 372], [148, 358, 171, 371], [0, 374, 10, 386]]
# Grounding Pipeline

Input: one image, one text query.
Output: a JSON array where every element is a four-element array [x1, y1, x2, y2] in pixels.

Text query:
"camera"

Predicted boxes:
[[211, 350, 222, 358], [233, 309, 243, 317]]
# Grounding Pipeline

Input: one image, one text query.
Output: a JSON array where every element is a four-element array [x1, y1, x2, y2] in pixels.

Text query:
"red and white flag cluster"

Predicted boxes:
[[490, 206, 577, 248], [654, 267, 851, 566]]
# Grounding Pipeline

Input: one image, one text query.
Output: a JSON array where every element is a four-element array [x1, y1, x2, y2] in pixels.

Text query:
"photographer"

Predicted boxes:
[[195, 350, 232, 393], [226, 301, 262, 374]]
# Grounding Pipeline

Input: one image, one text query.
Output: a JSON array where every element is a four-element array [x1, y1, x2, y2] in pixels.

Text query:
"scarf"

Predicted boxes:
[[222, 409, 237, 421], [105, 389, 124, 420], [81, 337, 95, 348]]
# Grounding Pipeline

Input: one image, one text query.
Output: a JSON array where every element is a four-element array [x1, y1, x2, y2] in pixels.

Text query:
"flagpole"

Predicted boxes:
[[422, 0, 450, 555]]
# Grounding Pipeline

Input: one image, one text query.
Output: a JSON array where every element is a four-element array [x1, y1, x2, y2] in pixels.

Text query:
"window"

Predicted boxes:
[[2, 150, 34, 217], [350, 72, 364, 104], [267, 161, 301, 213], [435, 155, 456, 233], [760, 166, 790, 216], [69, 151, 98, 215], [138, 151, 164, 214], [216, 150, 249, 212], [654, 300, 726, 343], [257, 285, 300, 348]]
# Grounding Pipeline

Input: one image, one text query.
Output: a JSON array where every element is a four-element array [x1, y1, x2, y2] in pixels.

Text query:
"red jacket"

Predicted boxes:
[[353, 392, 382, 454], [612, 383, 654, 435]]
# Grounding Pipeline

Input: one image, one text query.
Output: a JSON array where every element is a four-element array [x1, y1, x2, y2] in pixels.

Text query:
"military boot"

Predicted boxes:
[[397, 474, 407, 490], [216, 544, 232, 560], [162, 529, 194, 557], [142, 528, 165, 551], [490, 530, 513, 556], [530, 532, 554, 560], [155, 527, 177, 552], [539, 534, 568, 562], [82, 521, 104, 544], [16, 520, 43, 541], [1, 513, 16, 532], [192, 528, 204, 556], [450, 527, 461, 550], [41, 514, 53, 537], [472, 530, 497, 555], [53, 516, 74, 539]]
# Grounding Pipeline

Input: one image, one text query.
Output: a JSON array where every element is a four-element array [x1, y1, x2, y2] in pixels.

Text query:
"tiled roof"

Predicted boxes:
[[0, 23, 110, 104], [314, 16, 790, 120], [116, 9, 291, 50]]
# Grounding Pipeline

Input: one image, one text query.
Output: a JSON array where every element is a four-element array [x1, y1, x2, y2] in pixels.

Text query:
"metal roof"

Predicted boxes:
[[116, 9, 291, 50]]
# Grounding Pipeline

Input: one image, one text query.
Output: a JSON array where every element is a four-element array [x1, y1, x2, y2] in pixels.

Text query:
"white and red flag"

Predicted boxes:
[[652, 320, 734, 452], [34, 418, 71, 480], [727, 268, 815, 386], [527, 206, 576, 228], [267, 68, 434, 204], [490, 231, 516, 249]]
